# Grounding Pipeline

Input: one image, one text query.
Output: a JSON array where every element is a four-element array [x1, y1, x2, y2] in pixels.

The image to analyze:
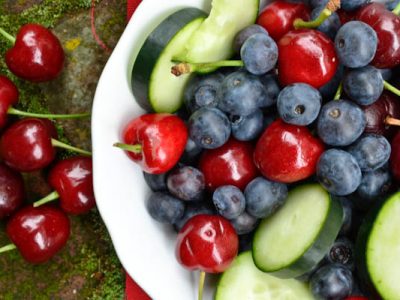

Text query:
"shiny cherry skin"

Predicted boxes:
[[199, 138, 258, 190], [176, 214, 238, 273], [257, 0, 311, 42], [337, 9, 357, 25], [49, 157, 95, 215], [0, 118, 57, 172], [390, 131, 400, 181], [254, 119, 325, 183], [357, 3, 400, 68], [5, 24, 65, 82], [6, 205, 70, 264], [121, 113, 188, 174], [278, 29, 338, 88], [0, 75, 18, 129], [363, 92, 400, 138], [0, 163, 25, 219]]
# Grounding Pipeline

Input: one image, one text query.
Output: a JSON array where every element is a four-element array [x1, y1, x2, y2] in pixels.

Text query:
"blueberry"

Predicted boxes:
[[230, 212, 259, 235], [309, 0, 328, 8], [317, 100, 366, 146], [212, 185, 246, 219], [357, 168, 392, 201], [335, 21, 378, 68], [180, 138, 202, 165], [167, 166, 205, 201], [241, 33, 278, 75], [238, 232, 254, 253], [259, 74, 281, 108], [231, 109, 264, 141], [319, 65, 344, 100], [233, 24, 269, 54], [217, 70, 266, 116], [325, 238, 354, 270], [311, 7, 341, 40], [184, 73, 223, 113], [189, 107, 231, 149], [387, 0, 400, 10], [337, 197, 353, 236], [341, 0, 370, 11], [310, 264, 353, 300], [317, 149, 362, 196], [348, 134, 391, 172], [244, 177, 287, 219], [277, 83, 322, 126], [379, 68, 392, 81], [173, 202, 215, 232], [143, 172, 167, 191], [343, 66, 384, 106], [146, 192, 185, 224]]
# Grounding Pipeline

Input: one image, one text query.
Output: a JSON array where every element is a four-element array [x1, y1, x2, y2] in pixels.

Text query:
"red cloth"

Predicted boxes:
[[124, 4, 150, 299]]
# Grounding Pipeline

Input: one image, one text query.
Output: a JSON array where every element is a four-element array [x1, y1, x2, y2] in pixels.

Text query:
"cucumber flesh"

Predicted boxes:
[[253, 184, 343, 278], [177, 0, 260, 63], [215, 252, 314, 300]]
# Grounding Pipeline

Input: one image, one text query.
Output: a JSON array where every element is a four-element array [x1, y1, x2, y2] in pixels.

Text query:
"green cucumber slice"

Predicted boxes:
[[252, 184, 343, 278], [131, 8, 206, 113], [356, 191, 400, 300], [177, 0, 260, 64], [215, 251, 314, 300]]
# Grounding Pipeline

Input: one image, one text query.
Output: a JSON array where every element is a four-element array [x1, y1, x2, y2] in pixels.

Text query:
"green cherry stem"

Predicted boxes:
[[113, 143, 142, 154], [0, 244, 17, 254], [51, 139, 92, 156], [293, 0, 340, 29], [198, 271, 206, 300], [7, 107, 91, 119], [33, 191, 60, 207], [384, 81, 400, 97], [334, 82, 343, 100], [393, 1, 400, 15], [171, 60, 244, 76], [0, 27, 16, 44]]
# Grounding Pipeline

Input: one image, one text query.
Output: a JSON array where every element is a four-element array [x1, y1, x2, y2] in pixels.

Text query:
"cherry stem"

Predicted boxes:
[[113, 142, 142, 154], [171, 60, 244, 76], [393, 1, 400, 15], [383, 81, 400, 97], [7, 107, 91, 119], [33, 191, 60, 207], [51, 139, 92, 156], [294, 0, 340, 29], [334, 82, 342, 100], [0, 244, 17, 254], [0, 27, 16, 44], [198, 271, 206, 300], [385, 116, 400, 127]]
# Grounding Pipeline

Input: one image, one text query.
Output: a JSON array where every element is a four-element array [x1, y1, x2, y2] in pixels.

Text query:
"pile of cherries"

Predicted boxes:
[[0, 23, 95, 263], [117, 0, 400, 299]]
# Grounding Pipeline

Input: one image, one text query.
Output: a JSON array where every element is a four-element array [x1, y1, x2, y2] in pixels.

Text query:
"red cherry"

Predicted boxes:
[[344, 297, 369, 300], [278, 29, 338, 88], [0, 163, 25, 219], [48, 157, 95, 215], [357, 3, 400, 69], [6, 205, 70, 264], [199, 138, 258, 190], [254, 119, 325, 183], [390, 131, 400, 181], [175, 214, 238, 273], [116, 113, 188, 174], [0, 75, 18, 128], [257, 0, 311, 41], [337, 9, 357, 24], [4, 24, 65, 82]]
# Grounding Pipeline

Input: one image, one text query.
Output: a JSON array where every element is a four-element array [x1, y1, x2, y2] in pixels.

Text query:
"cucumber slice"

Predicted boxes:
[[215, 251, 314, 300], [131, 8, 206, 113], [177, 0, 260, 63], [252, 184, 343, 278], [356, 191, 400, 300]]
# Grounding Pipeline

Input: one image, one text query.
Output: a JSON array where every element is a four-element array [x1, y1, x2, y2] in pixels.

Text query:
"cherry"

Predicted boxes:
[[390, 131, 400, 181], [1, 205, 70, 264], [0, 118, 91, 172], [277, 29, 338, 88], [34, 156, 95, 215], [0, 24, 64, 82], [114, 113, 188, 174], [256, 0, 311, 42], [254, 119, 325, 183], [199, 138, 258, 190], [344, 297, 369, 300], [356, 3, 400, 69], [0, 163, 25, 219], [337, 9, 357, 24], [0, 75, 89, 129]]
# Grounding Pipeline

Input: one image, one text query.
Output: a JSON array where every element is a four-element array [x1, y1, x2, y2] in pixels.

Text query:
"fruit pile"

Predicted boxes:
[[122, 0, 400, 299], [0, 24, 95, 263]]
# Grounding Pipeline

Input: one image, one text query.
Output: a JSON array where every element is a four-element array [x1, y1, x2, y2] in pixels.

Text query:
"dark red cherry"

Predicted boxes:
[[0, 75, 18, 128], [278, 29, 338, 88], [4, 24, 65, 82], [6, 205, 70, 263], [0, 163, 25, 219], [390, 131, 400, 181]]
